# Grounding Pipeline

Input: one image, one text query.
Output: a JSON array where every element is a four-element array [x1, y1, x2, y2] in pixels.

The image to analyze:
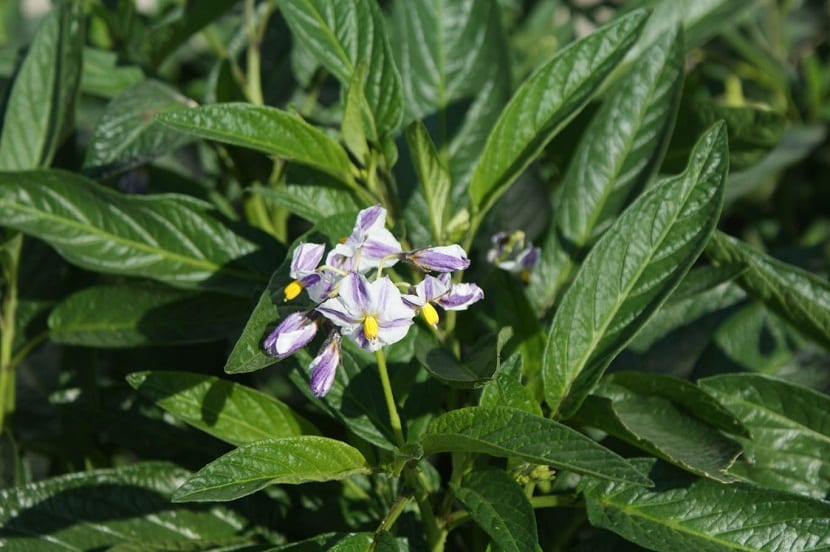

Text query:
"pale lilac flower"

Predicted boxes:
[[284, 243, 326, 301], [405, 245, 470, 273], [316, 272, 415, 352], [309, 333, 341, 397], [487, 231, 540, 280], [403, 274, 483, 326], [263, 312, 318, 358], [327, 205, 402, 273]]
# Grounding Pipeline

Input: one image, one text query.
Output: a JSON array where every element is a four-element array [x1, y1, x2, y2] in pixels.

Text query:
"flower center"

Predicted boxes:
[[421, 303, 439, 326], [363, 315, 379, 341], [284, 280, 303, 301]]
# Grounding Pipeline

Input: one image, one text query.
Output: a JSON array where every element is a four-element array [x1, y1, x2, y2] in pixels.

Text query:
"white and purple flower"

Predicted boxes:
[[316, 272, 415, 352], [263, 312, 318, 359], [403, 274, 484, 326], [284, 242, 326, 301], [487, 231, 540, 281], [309, 333, 341, 397], [327, 205, 403, 273], [404, 245, 470, 273]]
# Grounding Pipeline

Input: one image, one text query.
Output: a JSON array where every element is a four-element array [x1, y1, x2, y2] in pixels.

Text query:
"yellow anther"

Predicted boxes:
[[363, 315, 379, 341], [421, 303, 439, 327], [284, 280, 303, 301]]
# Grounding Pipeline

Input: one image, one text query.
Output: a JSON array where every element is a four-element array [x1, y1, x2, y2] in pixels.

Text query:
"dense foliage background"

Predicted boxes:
[[0, 0, 829, 550]]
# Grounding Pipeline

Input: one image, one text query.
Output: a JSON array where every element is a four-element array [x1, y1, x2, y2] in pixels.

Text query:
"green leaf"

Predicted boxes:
[[705, 230, 830, 350], [699, 373, 830, 500], [421, 406, 651, 486], [173, 437, 370, 502], [48, 284, 250, 347], [543, 122, 728, 419], [83, 80, 195, 178], [580, 458, 830, 552], [80, 47, 144, 98], [138, 0, 238, 68], [573, 387, 741, 483], [0, 170, 279, 296], [341, 61, 372, 163], [414, 327, 511, 388], [530, 28, 685, 313], [468, 10, 648, 213], [127, 371, 318, 447], [390, 0, 507, 124], [452, 469, 538, 552], [405, 121, 452, 243], [274, 533, 374, 551], [277, 0, 403, 134], [0, 462, 252, 549], [480, 354, 542, 416], [0, 3, 83, 170], [155, 103, 355, 185]]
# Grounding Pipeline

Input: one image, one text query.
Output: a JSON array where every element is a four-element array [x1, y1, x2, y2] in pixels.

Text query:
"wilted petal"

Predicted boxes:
[[263, 312, 317, 358], [406, 245, 470, 272], [436, 283, 484, 311], [309, 334, 341, 397]]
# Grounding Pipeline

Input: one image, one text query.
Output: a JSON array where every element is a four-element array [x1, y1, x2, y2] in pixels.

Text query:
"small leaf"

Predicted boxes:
[[405, 121, 452, 243], [48, 284, 250, 347], [173, 437, 370, 502], [0, 463, 252, 549], [156, 103, 355, 184], [700, 373, 830, 500], [80, 47, 144, 98], [530, 28, 685, 312], [415, 327, 510, 388], [422, 406, 651, 486], [452, 469, 538, 552], [83, 79, 195, 178], [127, 371, 318, 447], [0, 170, 279, 296], [0, 3, 83, 170], [480, 354, 542, 415], [469, 10, 648, 213], [581, 458, 830, 552], [277, 0, 403, 134], [543, 123, 728, 419], [705, 230, 830, 350]]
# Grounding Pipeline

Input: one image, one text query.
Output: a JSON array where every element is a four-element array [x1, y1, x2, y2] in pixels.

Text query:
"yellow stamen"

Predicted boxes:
[[284, 280, 303, 301], [421, 303, 439, 327], [519, 270, 531, 285], [363, 315, 379, 341]]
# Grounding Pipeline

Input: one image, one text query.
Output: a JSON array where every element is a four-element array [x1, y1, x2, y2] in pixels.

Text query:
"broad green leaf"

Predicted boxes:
[[277, 0, 403, 134], [530, 28, 685, 313], [480, 354, 542, 415], [83, 80, 195, 178], [580, 459, 830, 552], [0, 3, 83, 170], [80, 47, 144, 98], [573, 387, 741, 483], [468, 10, 648, 213], [422, 406, 651, 486], [543, 123, 728, 419], [604, 371, 748, 437], [138, 0, 238, 68], [390, 0, 508, 124], [452, 469, 538, 552], [414, 327, 510, 388], [0, 170, 279, 296], [48, 284, 250, 347], [224, 214, 355, 375], [405, 121, 452, 243], [0, 463, 252, 549], [127, 371, 318, 447], [341, 61, 372, 163], [173, 436, 370, 502], [700, 374, 830, 500], [155, 103, 355, 185], [705, 230, 830, 350]]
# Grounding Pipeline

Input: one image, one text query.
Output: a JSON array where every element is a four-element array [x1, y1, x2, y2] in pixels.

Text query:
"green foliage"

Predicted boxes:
[[1, 1, 829, 550]]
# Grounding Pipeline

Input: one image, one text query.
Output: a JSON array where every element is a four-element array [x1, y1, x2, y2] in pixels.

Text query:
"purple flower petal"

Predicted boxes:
[[263, 312, 317, 358], [415, 275, 450, 302], [309, 334, 341, 397], [338, 272, 371, 312], [436, 283, 484, 311], [290, 243, 325, 279], [406, 245, 470, 272]]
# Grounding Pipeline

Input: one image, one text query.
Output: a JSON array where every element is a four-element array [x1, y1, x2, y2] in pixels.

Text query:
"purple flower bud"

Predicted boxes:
[[309, 333, 341, 397], [406, 245, 470, 272], [263, 312, 317, 359]]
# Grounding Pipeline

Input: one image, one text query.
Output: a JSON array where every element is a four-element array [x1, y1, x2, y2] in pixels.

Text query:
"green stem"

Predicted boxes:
[[530, 493, 583, 509], [0, 236, 21, 433], [376, 494, 412, 535], [375, 349, 405, 447], [244, 0, 264, 106]]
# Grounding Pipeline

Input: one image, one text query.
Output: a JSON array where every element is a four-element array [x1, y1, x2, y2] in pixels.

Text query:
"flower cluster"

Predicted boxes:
[[487, 230, 540, 283], [264, 205, 483, 397]]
